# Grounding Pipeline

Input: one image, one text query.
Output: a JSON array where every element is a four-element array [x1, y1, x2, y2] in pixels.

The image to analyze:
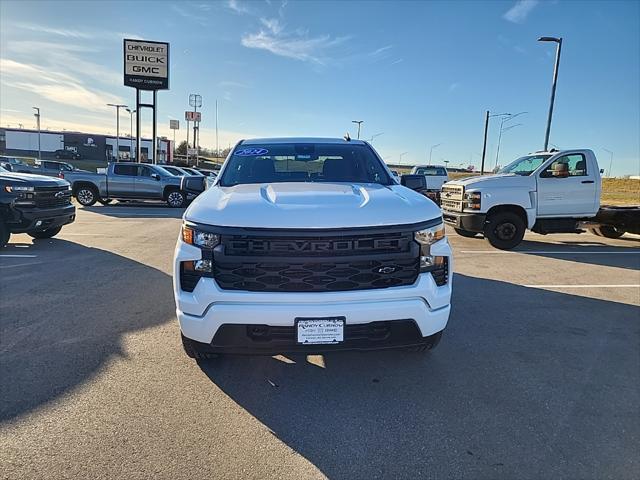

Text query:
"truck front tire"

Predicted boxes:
[[0, 222, 9, 248], [589, 226, 625, 239], [484, 211, 525, 250], [181, 333, 218, 360], [75, 186, 98, 206], [404, 331, 443, 352], [28, 226, 62, 239]]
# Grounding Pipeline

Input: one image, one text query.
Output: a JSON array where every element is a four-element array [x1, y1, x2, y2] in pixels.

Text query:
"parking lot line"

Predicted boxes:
[[0, 254, 38, 258], [523, 284, 640, 288], [460, 250, 640, 254]]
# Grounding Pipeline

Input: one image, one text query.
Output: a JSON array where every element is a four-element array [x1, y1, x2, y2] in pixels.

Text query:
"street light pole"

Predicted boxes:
[[429, 143, 441, 165], [399, 151, 408, 164], [107, 103, 127, 162], [126, 108, 136, 161], [538, 36, 563, 151], [32, 107, 41, 161], [352, 120, 364, 139], [369, 132, 384, 144], [480, 111, 510, 174], [495, 112, 527, 169], [603, 148, 614, 177]]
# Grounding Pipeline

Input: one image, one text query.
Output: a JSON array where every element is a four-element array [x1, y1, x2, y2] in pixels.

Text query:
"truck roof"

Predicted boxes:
[[240, 137, 367, 145]]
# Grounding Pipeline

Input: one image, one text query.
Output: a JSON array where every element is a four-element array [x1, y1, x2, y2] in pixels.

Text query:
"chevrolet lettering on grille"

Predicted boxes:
[[228, 238, 406, 254]]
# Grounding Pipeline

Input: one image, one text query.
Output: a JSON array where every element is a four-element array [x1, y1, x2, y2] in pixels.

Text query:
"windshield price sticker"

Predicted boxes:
[[235, 148, 269, 156]]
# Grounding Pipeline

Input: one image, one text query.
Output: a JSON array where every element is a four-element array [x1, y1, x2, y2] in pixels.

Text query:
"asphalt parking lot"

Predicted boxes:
[[1, 204, 639, 480]]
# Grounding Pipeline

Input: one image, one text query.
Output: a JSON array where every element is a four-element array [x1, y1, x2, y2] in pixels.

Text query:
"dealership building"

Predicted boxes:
[[0, 127, 173, 163]]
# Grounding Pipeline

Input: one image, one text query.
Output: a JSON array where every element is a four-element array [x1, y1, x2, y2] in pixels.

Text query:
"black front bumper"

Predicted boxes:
[[188, 320, 437, 355], [443, 210, 486, 233], [8, 204, 76, 233]]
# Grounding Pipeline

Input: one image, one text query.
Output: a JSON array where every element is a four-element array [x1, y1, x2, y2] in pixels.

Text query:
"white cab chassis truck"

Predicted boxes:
[[173, 138, 453, 359], [441, 149, 640, 249]]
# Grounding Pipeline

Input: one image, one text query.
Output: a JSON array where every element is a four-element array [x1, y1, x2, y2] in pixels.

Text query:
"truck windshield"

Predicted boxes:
[[415, 167, 447, 176], [219, 143, 392, 186], [498, 155, 551, 176]]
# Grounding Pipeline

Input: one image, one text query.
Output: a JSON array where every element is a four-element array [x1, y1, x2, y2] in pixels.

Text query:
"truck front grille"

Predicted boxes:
[[441, 184, 464, 212], [33, 186, 72, 208], [213, 230, 420, 292]]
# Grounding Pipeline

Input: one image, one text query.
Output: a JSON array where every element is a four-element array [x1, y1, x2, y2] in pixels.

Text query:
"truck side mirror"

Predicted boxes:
[[151, 173, 160, 180], [401, 174, 427, 191], [181, 176, 206, 195], [600, 169, 604, 174]]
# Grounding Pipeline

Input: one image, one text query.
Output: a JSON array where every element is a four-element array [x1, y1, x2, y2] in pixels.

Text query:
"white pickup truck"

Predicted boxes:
[[173, 137, 452, 359], [442, 149, 640, 249]]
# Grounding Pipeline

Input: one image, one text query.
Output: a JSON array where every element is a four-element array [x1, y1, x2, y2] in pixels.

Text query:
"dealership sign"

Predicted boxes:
[[123, 39, 169, 90], [185, 111, 201, 122], [169, 120, 179, 130]]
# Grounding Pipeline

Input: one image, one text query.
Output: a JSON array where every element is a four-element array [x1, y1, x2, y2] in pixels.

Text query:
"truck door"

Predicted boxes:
[[537, 153, 597, 216], [110, 164, 137, 197], [134, 165, 163, 198]]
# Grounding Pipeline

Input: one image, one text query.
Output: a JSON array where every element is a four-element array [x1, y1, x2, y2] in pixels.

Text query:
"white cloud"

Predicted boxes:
[[0, 58, 124, 112], [13, 22, 140, 42], [260, 17, 283, 35], [218, 80, 250, 88], [448, 82, 460, 92], [503, 0, 539, 23], [368, 45, 393, 57], [227, 0, 251, 14], [171, 4, 208, 25], [241, 30, 350, 64]]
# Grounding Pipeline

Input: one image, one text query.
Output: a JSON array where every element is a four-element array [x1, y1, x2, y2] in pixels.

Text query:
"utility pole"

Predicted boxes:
[[429, 143, 441, 165], [538, 36, 563, 151], [126, 108, 136, 161], [32, 107, 41, 161], [107, 103, 127, 162], [400, 151, 408, 164], [352, 120, 364, 139]]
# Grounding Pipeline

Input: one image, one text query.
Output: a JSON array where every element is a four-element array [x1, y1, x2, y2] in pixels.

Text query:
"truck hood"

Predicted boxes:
[[445, 173, 535, 190], [185, 182, 442, 229], [0, 171, 69, 187]]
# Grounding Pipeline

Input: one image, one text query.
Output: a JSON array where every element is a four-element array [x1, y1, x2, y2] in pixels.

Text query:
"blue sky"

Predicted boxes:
[[0, 0, 638, 175]]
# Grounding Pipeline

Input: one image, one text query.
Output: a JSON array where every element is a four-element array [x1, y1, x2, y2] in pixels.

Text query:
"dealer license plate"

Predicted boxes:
[[296, 317, 345, 345]]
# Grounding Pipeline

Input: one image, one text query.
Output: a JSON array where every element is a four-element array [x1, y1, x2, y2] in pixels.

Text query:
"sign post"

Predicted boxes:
[[185, 110, 201, 165], [189, 94, 202, 166], [124, 39, 169, 163], [169, 119, 179, 156]]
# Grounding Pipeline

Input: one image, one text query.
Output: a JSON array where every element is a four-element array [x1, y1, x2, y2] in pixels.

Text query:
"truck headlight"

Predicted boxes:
[[4, 185, 34, 193], [182, 225, 220, 249], [414, 222, 446, 275], [464, 191, 481, 210]]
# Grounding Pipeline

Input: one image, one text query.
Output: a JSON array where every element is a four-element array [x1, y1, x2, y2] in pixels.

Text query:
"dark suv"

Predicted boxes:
[[55, 149, 81, 160]]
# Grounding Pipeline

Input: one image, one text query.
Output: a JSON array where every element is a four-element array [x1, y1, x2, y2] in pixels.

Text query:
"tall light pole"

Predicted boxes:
[[32, 107, 41, 161], [399, 151, 408, 164], [352, 120, 364, 139], [538, 36, 563, 151], [125, 108, 136, 161], [107, 103, 127, 162], [480, 111, 510, 174], [429, 143, 441, 165], [369, 132, 384, 144], [495, 112, 527, 169], [603, 148, 614, 177]]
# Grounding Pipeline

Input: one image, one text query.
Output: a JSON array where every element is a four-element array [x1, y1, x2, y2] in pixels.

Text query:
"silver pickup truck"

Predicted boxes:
[[60, 162, 190, 208]]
